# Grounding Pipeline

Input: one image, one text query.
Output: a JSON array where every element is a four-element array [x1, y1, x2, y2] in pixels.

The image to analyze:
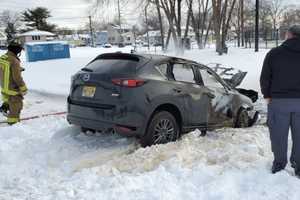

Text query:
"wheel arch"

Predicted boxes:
[[146, 103, 183, 134]]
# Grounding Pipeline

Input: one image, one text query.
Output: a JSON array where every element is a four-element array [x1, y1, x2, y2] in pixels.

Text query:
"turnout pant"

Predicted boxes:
[[268, 98, 300, 167], [7, 95, 23, 123]]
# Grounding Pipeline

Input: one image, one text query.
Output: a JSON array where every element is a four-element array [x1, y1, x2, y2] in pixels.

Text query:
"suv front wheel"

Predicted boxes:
[[141, 111, 180, 147]]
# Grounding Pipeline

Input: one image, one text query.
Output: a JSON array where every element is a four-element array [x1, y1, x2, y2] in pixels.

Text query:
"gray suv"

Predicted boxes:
[[67, 53, 258, 146]]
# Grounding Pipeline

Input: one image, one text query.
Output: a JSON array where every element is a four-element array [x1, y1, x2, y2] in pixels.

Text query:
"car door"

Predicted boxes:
[[168, 61, 212, 127], [198, 66, 235, 127]]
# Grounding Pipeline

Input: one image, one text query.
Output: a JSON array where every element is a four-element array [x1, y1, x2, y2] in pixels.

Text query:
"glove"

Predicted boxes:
[[19, 85, 28, 96]]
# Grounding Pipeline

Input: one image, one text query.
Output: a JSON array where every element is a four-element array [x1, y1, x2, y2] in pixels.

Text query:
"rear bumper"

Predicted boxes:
[[67, 102, 145, 137]]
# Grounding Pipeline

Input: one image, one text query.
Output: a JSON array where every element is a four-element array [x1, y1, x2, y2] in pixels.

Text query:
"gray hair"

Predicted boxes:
[[288, 25, 300, 38]]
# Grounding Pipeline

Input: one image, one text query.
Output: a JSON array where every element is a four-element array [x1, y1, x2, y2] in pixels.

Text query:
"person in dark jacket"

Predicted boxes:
[[260, 25, 300, 177]]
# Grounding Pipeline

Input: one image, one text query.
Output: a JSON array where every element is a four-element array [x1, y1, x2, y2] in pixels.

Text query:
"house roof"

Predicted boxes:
[[18, 30, 56, 37]]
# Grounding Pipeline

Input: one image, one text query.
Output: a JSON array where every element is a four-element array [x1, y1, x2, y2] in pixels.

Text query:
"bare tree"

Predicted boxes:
[[0, 10, 21, 42], [187, 0, 212, 49], [281, 7, 300, 28], [148, 0, 185, 52], [268, 0, 286, 35], [155, 0, 165, 50], [212, 0, 237, 55], [259, 0, 272, 40]]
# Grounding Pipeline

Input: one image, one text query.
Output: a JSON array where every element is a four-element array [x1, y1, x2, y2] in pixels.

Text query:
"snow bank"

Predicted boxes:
[[1, 110, 299, 200]]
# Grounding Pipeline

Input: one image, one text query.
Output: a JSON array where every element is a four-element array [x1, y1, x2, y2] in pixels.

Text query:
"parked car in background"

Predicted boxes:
[[103, 43, 112, 48], [67, 53, 259, 146]]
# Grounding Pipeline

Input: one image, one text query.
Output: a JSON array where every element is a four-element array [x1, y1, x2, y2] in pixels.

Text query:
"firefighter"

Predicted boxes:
[[0, 42, 27, 125]]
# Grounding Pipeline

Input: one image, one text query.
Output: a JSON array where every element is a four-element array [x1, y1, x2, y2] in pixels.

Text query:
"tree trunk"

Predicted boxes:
[[240, 0, 244, 46], [155, 0, 165, 51], [203, 18, 212, 48], [166, 28, 172, 49]]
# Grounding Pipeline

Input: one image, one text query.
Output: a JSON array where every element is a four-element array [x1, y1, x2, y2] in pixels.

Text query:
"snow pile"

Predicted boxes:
[[1, 110, 299, 200]]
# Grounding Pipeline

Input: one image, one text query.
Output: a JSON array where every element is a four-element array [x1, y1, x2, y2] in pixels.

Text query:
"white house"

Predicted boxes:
[[18, 30, 56, 44], [142, 30, 162, 45], [107, 24, 134, 45]]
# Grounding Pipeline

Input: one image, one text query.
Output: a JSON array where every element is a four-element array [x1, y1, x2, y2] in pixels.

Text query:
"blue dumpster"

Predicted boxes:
[[25, 41, 70, 62]]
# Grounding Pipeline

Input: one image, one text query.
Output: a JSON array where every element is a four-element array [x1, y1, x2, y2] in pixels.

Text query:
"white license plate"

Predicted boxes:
[[82, 86, 96, 97]]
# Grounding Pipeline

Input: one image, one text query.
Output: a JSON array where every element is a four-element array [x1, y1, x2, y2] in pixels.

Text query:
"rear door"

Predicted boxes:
[[168, 61, 212, 127]]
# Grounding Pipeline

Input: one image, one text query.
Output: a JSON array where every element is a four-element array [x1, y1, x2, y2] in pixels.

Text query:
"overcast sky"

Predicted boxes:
[[0, 0, 93, 29], [0, 0, 299, 29]]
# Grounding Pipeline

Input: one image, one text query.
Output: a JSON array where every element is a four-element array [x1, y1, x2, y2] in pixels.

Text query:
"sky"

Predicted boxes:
[[0, 0, 93, 29], [0, 0, 299, 29]]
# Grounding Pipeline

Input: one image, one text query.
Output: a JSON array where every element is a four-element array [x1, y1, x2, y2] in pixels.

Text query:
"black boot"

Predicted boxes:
[[271, 163, 286, 174], [295, 167, 300, 178]]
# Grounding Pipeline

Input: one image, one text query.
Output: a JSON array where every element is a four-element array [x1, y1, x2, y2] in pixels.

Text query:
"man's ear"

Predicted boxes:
[[286, 31, 295, 40]]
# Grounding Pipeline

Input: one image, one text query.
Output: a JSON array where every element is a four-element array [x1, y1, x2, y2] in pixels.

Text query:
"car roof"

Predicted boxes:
[[95, 52, 199, 65]]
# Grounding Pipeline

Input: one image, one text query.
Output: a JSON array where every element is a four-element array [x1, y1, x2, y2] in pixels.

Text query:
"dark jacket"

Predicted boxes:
[[260, 38, 300, 98]]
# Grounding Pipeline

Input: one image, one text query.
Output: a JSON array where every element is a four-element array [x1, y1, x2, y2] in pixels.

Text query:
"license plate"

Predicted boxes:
[[82, 86, 96, 97]]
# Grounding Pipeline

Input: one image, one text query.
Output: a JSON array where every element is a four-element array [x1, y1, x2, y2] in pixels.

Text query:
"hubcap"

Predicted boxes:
[[153, 119, 175, 144]]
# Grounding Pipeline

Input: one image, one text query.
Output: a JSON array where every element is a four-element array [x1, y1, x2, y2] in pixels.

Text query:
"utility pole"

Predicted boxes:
[[255, 0, 259, 52], [89, 15, 94, 47], [117, 0, 122, 46], [145, 2, 150, 51]]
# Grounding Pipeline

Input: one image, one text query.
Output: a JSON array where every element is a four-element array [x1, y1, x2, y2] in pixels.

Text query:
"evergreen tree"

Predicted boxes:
[[22, 7, 56, 32]]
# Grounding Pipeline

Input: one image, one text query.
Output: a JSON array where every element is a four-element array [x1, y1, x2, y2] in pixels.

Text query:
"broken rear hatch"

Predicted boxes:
[[70, 53, 149, 106]]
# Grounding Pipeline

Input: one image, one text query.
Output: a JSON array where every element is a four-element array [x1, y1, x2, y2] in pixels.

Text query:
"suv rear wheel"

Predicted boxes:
[[141, 111, 180, 147]]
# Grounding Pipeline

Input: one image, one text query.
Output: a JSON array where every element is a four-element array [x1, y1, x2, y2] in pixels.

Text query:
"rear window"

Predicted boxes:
[[84, 59, 138, 74]]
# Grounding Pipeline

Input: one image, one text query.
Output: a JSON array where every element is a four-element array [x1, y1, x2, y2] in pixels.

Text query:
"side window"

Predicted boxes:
[[199, 68, 224, 88], [156, 63, 168, 77], [172, 63, 196, 84]]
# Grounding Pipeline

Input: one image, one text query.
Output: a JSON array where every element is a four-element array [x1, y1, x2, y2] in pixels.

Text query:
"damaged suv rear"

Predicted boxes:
[[67, 53, 259, 146]]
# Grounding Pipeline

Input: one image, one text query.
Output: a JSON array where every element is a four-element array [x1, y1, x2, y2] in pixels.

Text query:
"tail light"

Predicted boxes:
[[112, 79, 145, 87]]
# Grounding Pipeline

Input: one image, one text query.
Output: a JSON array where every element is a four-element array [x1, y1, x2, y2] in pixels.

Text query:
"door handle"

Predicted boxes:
[[173, 88, 182, 93]]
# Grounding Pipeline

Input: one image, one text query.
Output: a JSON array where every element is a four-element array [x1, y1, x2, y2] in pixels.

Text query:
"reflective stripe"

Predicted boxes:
[[2, 93, 8, 103], [7, 117, 20, 123], [0, 55, 19, 96]]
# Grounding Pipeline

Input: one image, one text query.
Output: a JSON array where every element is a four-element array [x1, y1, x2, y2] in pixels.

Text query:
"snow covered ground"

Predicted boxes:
[[0, 46, 300, 200]]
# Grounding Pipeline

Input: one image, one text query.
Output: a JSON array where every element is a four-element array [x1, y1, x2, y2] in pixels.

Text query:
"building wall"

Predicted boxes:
[[122, 32, 135, 45], [96, 32, 108, 45], [21, 35, 47, 43]]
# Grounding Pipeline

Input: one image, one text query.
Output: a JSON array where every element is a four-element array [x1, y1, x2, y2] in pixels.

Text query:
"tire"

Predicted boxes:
[[141, 111, 180, 147], [235, 108, 250, 128]]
